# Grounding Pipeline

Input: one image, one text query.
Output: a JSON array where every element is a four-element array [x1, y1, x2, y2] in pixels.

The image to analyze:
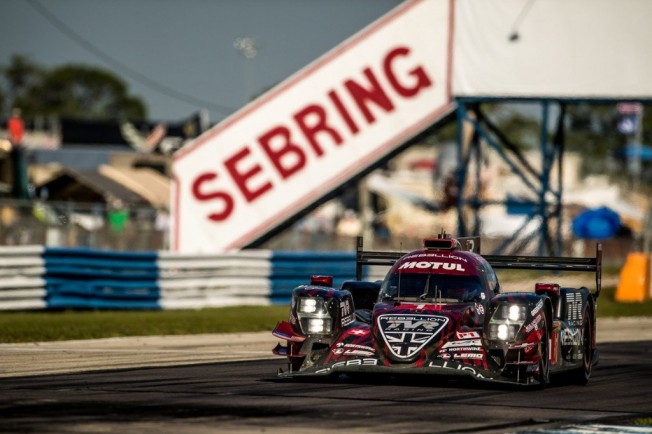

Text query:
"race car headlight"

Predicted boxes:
[[307, 318, 330, 334], [493, 304, 527, 321], [298, 297, 324, 314], [488, 304, 526, 341], [296, 297, 332, 335], [488, 323, 520, 341]]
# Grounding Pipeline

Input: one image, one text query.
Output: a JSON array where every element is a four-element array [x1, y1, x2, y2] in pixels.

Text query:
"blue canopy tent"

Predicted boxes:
[[572, 207, 621, 239]]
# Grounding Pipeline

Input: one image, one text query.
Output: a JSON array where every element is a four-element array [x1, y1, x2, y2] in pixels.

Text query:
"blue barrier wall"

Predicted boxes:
[[44, 248, 161, 310], [0, 246, 364, 310], [269, 251, 358, 303]]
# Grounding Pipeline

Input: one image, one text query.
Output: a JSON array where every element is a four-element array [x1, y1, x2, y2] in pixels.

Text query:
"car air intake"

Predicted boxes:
[[423, 238, 457, 250]]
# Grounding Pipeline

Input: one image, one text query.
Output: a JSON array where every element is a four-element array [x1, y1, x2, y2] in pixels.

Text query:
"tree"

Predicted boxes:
[[0, 54, 45, 114], [564, 102, 652, 191], [1, 55, 147, 121]]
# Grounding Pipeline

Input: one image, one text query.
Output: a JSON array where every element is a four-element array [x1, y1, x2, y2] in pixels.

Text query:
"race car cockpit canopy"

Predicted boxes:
[[378, 249, 486, 303]]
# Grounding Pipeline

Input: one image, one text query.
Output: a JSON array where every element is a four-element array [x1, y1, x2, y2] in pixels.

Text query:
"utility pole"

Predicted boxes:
[[619, 102, 644, 190]]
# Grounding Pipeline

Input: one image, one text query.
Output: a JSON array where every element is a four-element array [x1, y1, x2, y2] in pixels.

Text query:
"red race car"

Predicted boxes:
[[273, 233, 602, 388]]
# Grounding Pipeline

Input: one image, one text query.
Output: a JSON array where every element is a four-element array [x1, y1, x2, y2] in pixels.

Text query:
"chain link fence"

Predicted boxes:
[[0, 199, 169, 251]]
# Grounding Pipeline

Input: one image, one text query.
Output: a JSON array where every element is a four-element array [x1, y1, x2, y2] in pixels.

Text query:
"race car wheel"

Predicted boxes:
[[537, 314, 550, 389], [569, 314, 592, 385]]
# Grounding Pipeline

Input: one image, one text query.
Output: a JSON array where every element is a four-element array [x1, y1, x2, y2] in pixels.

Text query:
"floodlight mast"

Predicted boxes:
[[233, 36, 259, 104]]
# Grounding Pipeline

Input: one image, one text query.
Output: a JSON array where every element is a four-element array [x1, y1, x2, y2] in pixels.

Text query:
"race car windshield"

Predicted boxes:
[[379, 272, 484, 303]]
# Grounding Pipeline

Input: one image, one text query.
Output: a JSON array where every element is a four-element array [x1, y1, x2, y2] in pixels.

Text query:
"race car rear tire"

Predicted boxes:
[[569, 314, 592, 385], [537, 314, 550, 389]]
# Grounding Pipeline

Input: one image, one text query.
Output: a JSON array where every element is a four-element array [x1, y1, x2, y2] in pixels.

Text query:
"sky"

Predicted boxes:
[[0, 0, 402, 123]]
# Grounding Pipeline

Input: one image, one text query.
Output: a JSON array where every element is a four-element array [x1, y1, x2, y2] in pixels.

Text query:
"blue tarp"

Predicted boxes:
[[572, 207, 621, 239]]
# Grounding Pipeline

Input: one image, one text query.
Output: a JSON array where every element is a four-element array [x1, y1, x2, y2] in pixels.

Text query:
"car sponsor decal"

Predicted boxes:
[[531, 299, 544, 316], [316, 358, 378, 374], [332, 343, 376, 357], [402, 252, 469, 263], [441, 339, 482, 349], [440, 345, 483, 352], [453, 353, 483, 360], [561, 327, 582, 346], [507, 342, 537, 351], [566, 292, 583, 322], [348, 328, 368, 336], [340, 299, 355, 326], [455, 330, 480, 340], [377, 314, 449, 359], [525, 313, 543, 333], [398, 261, 465, 272], [440, 331, 485, 363], [427, 361, 487, 379]]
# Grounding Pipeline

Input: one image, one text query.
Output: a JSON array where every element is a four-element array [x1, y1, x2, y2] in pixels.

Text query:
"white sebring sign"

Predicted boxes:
[[172, 0, 453, 253]]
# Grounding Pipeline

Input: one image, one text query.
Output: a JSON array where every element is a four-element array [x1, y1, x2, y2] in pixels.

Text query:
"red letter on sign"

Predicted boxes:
[[294, 103, 343, 157], [224, 147, 273, 202], [344, 67, 394, 125], [328, 90, 359, 135], [259, 125, 306, 180], [191, 172, 235, 222], [384, 46, 433, 98]]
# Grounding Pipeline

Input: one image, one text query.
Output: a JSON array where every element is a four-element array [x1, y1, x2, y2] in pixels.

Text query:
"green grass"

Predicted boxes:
[[597, 286, 652, 317], [1, 284, 651, 343], [0, 305, 289, 343]]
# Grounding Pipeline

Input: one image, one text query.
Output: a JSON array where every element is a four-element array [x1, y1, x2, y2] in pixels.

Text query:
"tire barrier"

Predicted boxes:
[[0, 246, 360, 310]]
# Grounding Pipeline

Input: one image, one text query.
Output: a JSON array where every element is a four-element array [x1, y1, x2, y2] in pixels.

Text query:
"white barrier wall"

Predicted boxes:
[[157, 250, 273, 309], [0, 245, 46, 310], [0, 246, 359, 310]]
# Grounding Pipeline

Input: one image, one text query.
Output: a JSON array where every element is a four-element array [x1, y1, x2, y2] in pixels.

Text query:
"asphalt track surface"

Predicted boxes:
[[1, 340, 651, 434]]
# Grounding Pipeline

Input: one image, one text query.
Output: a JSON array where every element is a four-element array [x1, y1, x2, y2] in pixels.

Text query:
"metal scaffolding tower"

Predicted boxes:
[[455, 99, 567, 256]]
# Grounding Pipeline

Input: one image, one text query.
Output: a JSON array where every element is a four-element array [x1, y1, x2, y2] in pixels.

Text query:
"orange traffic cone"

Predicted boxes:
[[615, 252, 650, 303]]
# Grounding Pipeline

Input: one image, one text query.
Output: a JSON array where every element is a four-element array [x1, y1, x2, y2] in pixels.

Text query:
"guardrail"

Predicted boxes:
[[0, 246, 360, 310]]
